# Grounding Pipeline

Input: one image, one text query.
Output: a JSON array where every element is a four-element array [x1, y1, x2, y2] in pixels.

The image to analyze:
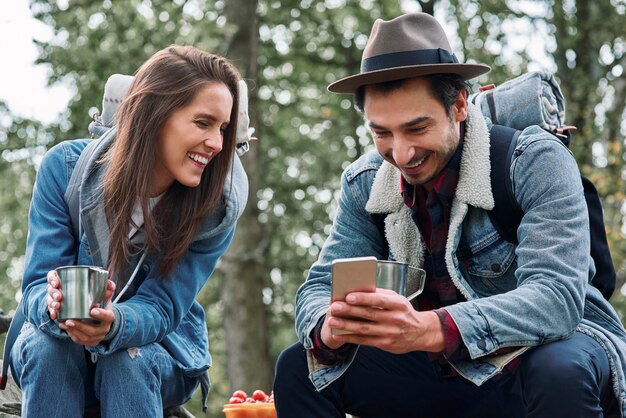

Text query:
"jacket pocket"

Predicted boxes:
[[462, 237, 517, 294], [176, 304, 209, 364]]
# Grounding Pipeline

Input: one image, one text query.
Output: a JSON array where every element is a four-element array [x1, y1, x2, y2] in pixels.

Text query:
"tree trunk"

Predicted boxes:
[[219, 0, 273, 393]]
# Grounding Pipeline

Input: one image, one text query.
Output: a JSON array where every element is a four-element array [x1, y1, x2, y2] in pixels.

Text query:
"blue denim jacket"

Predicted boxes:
[[295, 104, 626, 415], [20, 133, 248, 392]]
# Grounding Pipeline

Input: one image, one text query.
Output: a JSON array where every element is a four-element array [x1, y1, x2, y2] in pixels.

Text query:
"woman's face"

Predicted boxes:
[[153, 82, 233, 196]]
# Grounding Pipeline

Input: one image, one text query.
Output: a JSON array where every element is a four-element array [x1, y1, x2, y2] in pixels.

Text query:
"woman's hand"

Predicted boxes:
[[46, 270, 64, 320], [57, 279, 117, 347]]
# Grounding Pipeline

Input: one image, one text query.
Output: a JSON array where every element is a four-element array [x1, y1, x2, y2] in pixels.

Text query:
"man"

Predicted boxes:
[[273, 12, 626, 418]]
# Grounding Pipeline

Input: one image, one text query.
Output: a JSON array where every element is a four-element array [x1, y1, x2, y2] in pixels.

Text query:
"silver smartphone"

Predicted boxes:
[[330, 256, 377, 335]]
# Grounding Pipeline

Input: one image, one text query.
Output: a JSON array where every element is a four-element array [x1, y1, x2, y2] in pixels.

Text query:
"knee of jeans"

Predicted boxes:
[[17, 326, 80, 366], [96, 347, 153, 373], [12, 328, 85, 389], [521, 341, 598, 393], [274, 343, 308, 389]]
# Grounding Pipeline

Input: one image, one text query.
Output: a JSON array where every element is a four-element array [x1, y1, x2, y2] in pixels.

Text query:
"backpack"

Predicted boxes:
[[488, 125, 615, 300], [372, 71, 616, 301]]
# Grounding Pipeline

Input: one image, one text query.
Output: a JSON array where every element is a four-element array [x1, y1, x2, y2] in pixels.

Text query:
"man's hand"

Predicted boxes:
[[321, 288, 445, 354]]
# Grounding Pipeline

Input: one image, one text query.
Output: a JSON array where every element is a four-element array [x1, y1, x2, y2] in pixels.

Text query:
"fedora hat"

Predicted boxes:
[[328, 13, 491, 94]]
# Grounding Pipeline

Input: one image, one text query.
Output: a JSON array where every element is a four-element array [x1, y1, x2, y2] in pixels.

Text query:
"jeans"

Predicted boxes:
[[274, 331, 616, 418], [11, 322, 199, 418]]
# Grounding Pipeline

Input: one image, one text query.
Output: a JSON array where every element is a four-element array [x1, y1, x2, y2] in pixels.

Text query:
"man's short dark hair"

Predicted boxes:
[[354, 74, 469, 117]]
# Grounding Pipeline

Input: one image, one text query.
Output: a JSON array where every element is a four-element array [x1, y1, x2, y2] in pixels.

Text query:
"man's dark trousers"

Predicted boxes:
[[273, 332, 615, 418]]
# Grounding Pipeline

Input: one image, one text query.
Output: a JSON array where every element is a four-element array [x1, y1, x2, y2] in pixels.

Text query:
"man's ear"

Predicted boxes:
[[453, 89, 468, 122]]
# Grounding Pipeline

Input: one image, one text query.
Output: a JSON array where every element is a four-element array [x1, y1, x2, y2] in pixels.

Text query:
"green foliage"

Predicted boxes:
[[255, 0, 405, 358], [549, 0, 626, 313], [29, 0, 225, 140]]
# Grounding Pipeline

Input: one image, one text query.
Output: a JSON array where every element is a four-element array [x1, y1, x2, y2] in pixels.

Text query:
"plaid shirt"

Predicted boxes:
[[309, 316, 355, 365], [402, 143, 466, 312], [401, 141, 471, 366], [402, 132, 520, 374]]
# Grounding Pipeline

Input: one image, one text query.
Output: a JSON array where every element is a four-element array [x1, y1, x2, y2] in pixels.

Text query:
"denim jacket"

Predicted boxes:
[[295, 104, 626, 415], [20, 133, 248, 397]]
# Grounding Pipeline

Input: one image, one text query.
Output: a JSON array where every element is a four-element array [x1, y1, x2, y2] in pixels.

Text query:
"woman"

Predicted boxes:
[[10, 45, 248, 416]]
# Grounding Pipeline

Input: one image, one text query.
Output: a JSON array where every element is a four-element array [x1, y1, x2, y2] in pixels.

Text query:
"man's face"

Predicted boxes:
[[364, 77, 467, 190]]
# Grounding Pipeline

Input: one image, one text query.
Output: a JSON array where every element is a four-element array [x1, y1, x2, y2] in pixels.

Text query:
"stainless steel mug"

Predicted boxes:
[[376, 260, 426, 301], [55, 265, 109, 321]]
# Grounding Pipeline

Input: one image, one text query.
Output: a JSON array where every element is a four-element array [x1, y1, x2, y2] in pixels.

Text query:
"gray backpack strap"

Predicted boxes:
[[0, 299, 24, 390], [65, 139, 101, 242]]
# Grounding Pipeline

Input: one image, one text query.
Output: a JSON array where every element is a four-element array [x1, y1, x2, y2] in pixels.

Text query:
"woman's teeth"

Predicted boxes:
[[187, 153, 209, 165]]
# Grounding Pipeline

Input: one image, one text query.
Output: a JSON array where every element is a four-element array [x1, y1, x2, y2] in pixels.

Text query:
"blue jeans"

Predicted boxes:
[[11, 322, 199, 417], [274, 331, 616, 418]]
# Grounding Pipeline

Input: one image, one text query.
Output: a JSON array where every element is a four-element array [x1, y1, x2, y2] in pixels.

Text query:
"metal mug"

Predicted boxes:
[[55, 265, 109, 322], [376, 260, 426, 301]]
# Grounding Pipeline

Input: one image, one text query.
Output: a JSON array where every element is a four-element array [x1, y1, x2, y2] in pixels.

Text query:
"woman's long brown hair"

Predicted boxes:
[[102, 45, 240, 285]]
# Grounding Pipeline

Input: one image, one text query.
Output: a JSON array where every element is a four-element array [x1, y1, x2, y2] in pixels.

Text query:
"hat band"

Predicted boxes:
[[361, 48, 459, 72]]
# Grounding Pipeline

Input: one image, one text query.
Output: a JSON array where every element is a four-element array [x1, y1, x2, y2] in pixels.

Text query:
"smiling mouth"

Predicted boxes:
[[401, 155, 427, 173], [187, 152, 211, 166]]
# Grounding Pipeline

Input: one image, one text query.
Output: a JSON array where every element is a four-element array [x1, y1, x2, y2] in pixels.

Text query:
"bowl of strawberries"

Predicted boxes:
[[223, 389, 276, 418]]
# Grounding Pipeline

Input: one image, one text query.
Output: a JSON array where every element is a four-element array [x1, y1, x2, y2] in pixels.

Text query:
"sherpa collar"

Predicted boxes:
[[366, 103, 493, 214]]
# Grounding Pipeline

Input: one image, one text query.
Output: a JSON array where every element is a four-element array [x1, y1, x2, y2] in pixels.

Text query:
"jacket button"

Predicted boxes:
[[491, 263, 501, 273], [477, 339, 487, 351], [142, 264, 150, 272]]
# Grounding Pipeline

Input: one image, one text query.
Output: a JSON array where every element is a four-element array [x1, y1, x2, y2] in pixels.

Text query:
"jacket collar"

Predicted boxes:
[[366, 103, 493, 214]]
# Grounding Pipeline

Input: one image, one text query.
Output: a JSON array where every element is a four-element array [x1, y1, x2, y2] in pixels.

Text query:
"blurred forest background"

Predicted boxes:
[[1, 0, 626, 416]]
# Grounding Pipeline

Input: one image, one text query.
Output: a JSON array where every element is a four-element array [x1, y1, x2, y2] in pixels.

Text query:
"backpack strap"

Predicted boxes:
[[371, 212, 390, 260], [64, 138, 102, 242], [0, 299, 23, 390], [583, 177, 616, 299], [488, 125, 523, 244]]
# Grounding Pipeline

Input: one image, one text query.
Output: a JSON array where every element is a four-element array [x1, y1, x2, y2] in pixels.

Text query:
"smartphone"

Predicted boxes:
[[330, 256, 378, 335]]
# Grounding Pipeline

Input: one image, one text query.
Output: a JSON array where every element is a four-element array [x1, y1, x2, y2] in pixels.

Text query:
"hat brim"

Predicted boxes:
[[327, 63, 491, 94]]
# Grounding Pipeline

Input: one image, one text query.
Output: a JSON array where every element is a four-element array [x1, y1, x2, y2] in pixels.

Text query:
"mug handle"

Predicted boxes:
[[406, 266, 426, 301]]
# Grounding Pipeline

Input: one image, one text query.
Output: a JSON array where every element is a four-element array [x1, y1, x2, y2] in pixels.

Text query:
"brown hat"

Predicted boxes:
[[328, 13, 491, 94]]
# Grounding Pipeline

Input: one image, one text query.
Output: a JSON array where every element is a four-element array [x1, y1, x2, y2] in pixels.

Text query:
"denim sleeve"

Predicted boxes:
[[446, 127, 588, 360], [295, 161, 387, 348], [89, 226, 235, 354], [21, 142, 82, 338]]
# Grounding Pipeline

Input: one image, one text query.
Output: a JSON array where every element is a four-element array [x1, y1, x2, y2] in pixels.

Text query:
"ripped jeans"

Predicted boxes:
[[10, 322, 199, 418]]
